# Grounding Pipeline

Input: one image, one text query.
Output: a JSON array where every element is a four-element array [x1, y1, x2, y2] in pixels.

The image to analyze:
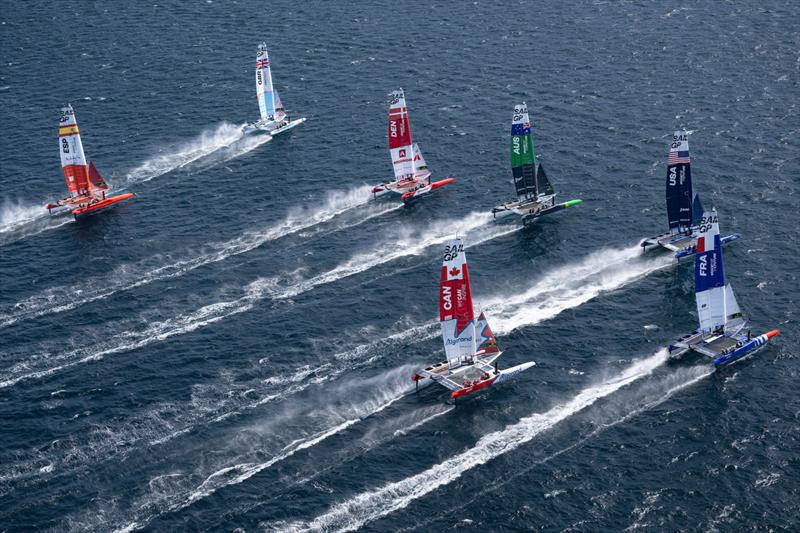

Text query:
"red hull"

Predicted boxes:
[[71, 192, 135, 218], [401, 177, 455, 202], [451, 375, 497, 399]]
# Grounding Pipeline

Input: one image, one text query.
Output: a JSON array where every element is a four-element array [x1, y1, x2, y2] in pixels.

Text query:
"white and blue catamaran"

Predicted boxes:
[[492, 103, 582, 223], [243, 43, 306, 135], [640, 131, 739, 258], [412, 238, 535, 400], [668, 209, 779, 367]]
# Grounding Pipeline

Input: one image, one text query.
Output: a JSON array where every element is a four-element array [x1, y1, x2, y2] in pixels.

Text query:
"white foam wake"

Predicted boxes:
[[0, 186, 383, 329], [410, 365, 715, 530], [267, 212, 517, 300], [106, 371, 414, 533], [0, 199, 75, 246], [286, 350, 669, 533], [486, 246, 673, 334], [124, 122, 250, 184]]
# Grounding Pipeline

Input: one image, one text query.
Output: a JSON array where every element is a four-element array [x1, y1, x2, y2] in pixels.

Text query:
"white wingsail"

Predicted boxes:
[[694, 209, 729, 333], [255, 43, 276, 122]]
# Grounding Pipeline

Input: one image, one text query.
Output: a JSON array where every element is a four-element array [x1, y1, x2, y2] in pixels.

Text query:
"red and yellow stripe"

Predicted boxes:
[[58, 124, 80, 137]]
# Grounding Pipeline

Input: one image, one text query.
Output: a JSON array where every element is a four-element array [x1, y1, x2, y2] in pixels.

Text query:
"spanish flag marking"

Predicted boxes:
[[58, 125, 79, 137]]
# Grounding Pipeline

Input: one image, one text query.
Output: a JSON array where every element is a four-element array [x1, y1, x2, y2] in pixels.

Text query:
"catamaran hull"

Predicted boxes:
[[372, 177, 454, 201], [451, 361, 535, 399], [71, 193, 136, 219], [640, 232, 740, 259], [668, 329, 779, 367], [713, 330, 779, 367], [401, 178, 455, 203], [242, 117, 306, 136], [492, 199, 582, 223]]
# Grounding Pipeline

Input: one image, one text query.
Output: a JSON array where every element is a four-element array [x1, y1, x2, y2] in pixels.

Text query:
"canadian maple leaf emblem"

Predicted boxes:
[[449, 267, 460, 277]]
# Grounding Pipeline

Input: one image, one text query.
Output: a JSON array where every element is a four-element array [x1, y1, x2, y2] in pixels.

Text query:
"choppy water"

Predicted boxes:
[[1, 1, 798, 531]]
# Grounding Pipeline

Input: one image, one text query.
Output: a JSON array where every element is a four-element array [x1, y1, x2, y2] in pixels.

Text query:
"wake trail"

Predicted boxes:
[[0, 199, 75, 247], [265, 211, 516, 300], [0, 186, 383, 329], [409, 365, 715, 532], [0, 123, 258, 247], [0, 243, 671, 485], [283, 350, 670, 533], [123, 122, 256, 186], [0, 244, 671, 481], [486, 245, 673, 334], [101, 373, 414, 533]]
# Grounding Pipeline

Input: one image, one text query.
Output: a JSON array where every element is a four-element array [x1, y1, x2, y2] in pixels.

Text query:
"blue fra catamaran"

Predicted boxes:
[[640, 131, 739, 259], [668, 209, 779, 367]]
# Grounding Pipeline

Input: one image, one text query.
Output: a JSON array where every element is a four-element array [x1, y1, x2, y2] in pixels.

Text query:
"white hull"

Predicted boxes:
[[243, 117, 306, 135]]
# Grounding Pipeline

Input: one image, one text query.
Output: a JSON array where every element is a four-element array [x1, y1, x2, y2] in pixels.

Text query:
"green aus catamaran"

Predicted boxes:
[[492, 103, 582, 222]]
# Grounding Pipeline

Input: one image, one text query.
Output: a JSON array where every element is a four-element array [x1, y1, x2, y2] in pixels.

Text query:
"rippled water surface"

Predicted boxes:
[[1, 1, 798, 531]]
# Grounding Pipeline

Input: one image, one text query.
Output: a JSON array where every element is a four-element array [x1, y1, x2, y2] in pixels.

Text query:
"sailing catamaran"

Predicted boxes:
[[412, 238, 535, 400], [242, 43, 306, 135], [45, 104, 135, 219], [668, 209, 778, 367], [640, 131, 739, 259], [371, 89, 454, 203], [492, 103, 582, 222]]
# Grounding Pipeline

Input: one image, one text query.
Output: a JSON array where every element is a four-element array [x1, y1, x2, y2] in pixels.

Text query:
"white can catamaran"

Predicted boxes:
[[640, 131, 739, 259], [371, 89, 454, 203], [242, 43, 306, 135], [412, 238, 535, 400], [492, 103, 582, 223], [45, 104, 135, 219], [668, 209, 778, 367]]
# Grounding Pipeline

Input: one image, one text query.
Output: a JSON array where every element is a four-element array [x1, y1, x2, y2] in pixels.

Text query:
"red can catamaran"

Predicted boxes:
[[412, 238, 535, 400], [45, 104, 135, 219]]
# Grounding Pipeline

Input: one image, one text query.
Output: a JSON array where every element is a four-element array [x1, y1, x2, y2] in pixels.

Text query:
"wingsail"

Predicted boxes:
[[666, 131, 693, 234], [255, 43, 276, 122], [388, 89, 415, 183], [439, 238, 476, 370], [694, 210, 727, 332], [58, 104, 91, 198], [510, 103, 537, 200]]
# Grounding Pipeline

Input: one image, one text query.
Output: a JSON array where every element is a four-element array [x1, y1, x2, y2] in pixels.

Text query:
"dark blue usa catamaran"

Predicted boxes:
[[640, 131, 739, 259]]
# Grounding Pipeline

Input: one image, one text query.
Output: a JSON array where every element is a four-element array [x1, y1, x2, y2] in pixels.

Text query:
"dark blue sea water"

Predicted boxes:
[[1, 1, 798, 531]]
